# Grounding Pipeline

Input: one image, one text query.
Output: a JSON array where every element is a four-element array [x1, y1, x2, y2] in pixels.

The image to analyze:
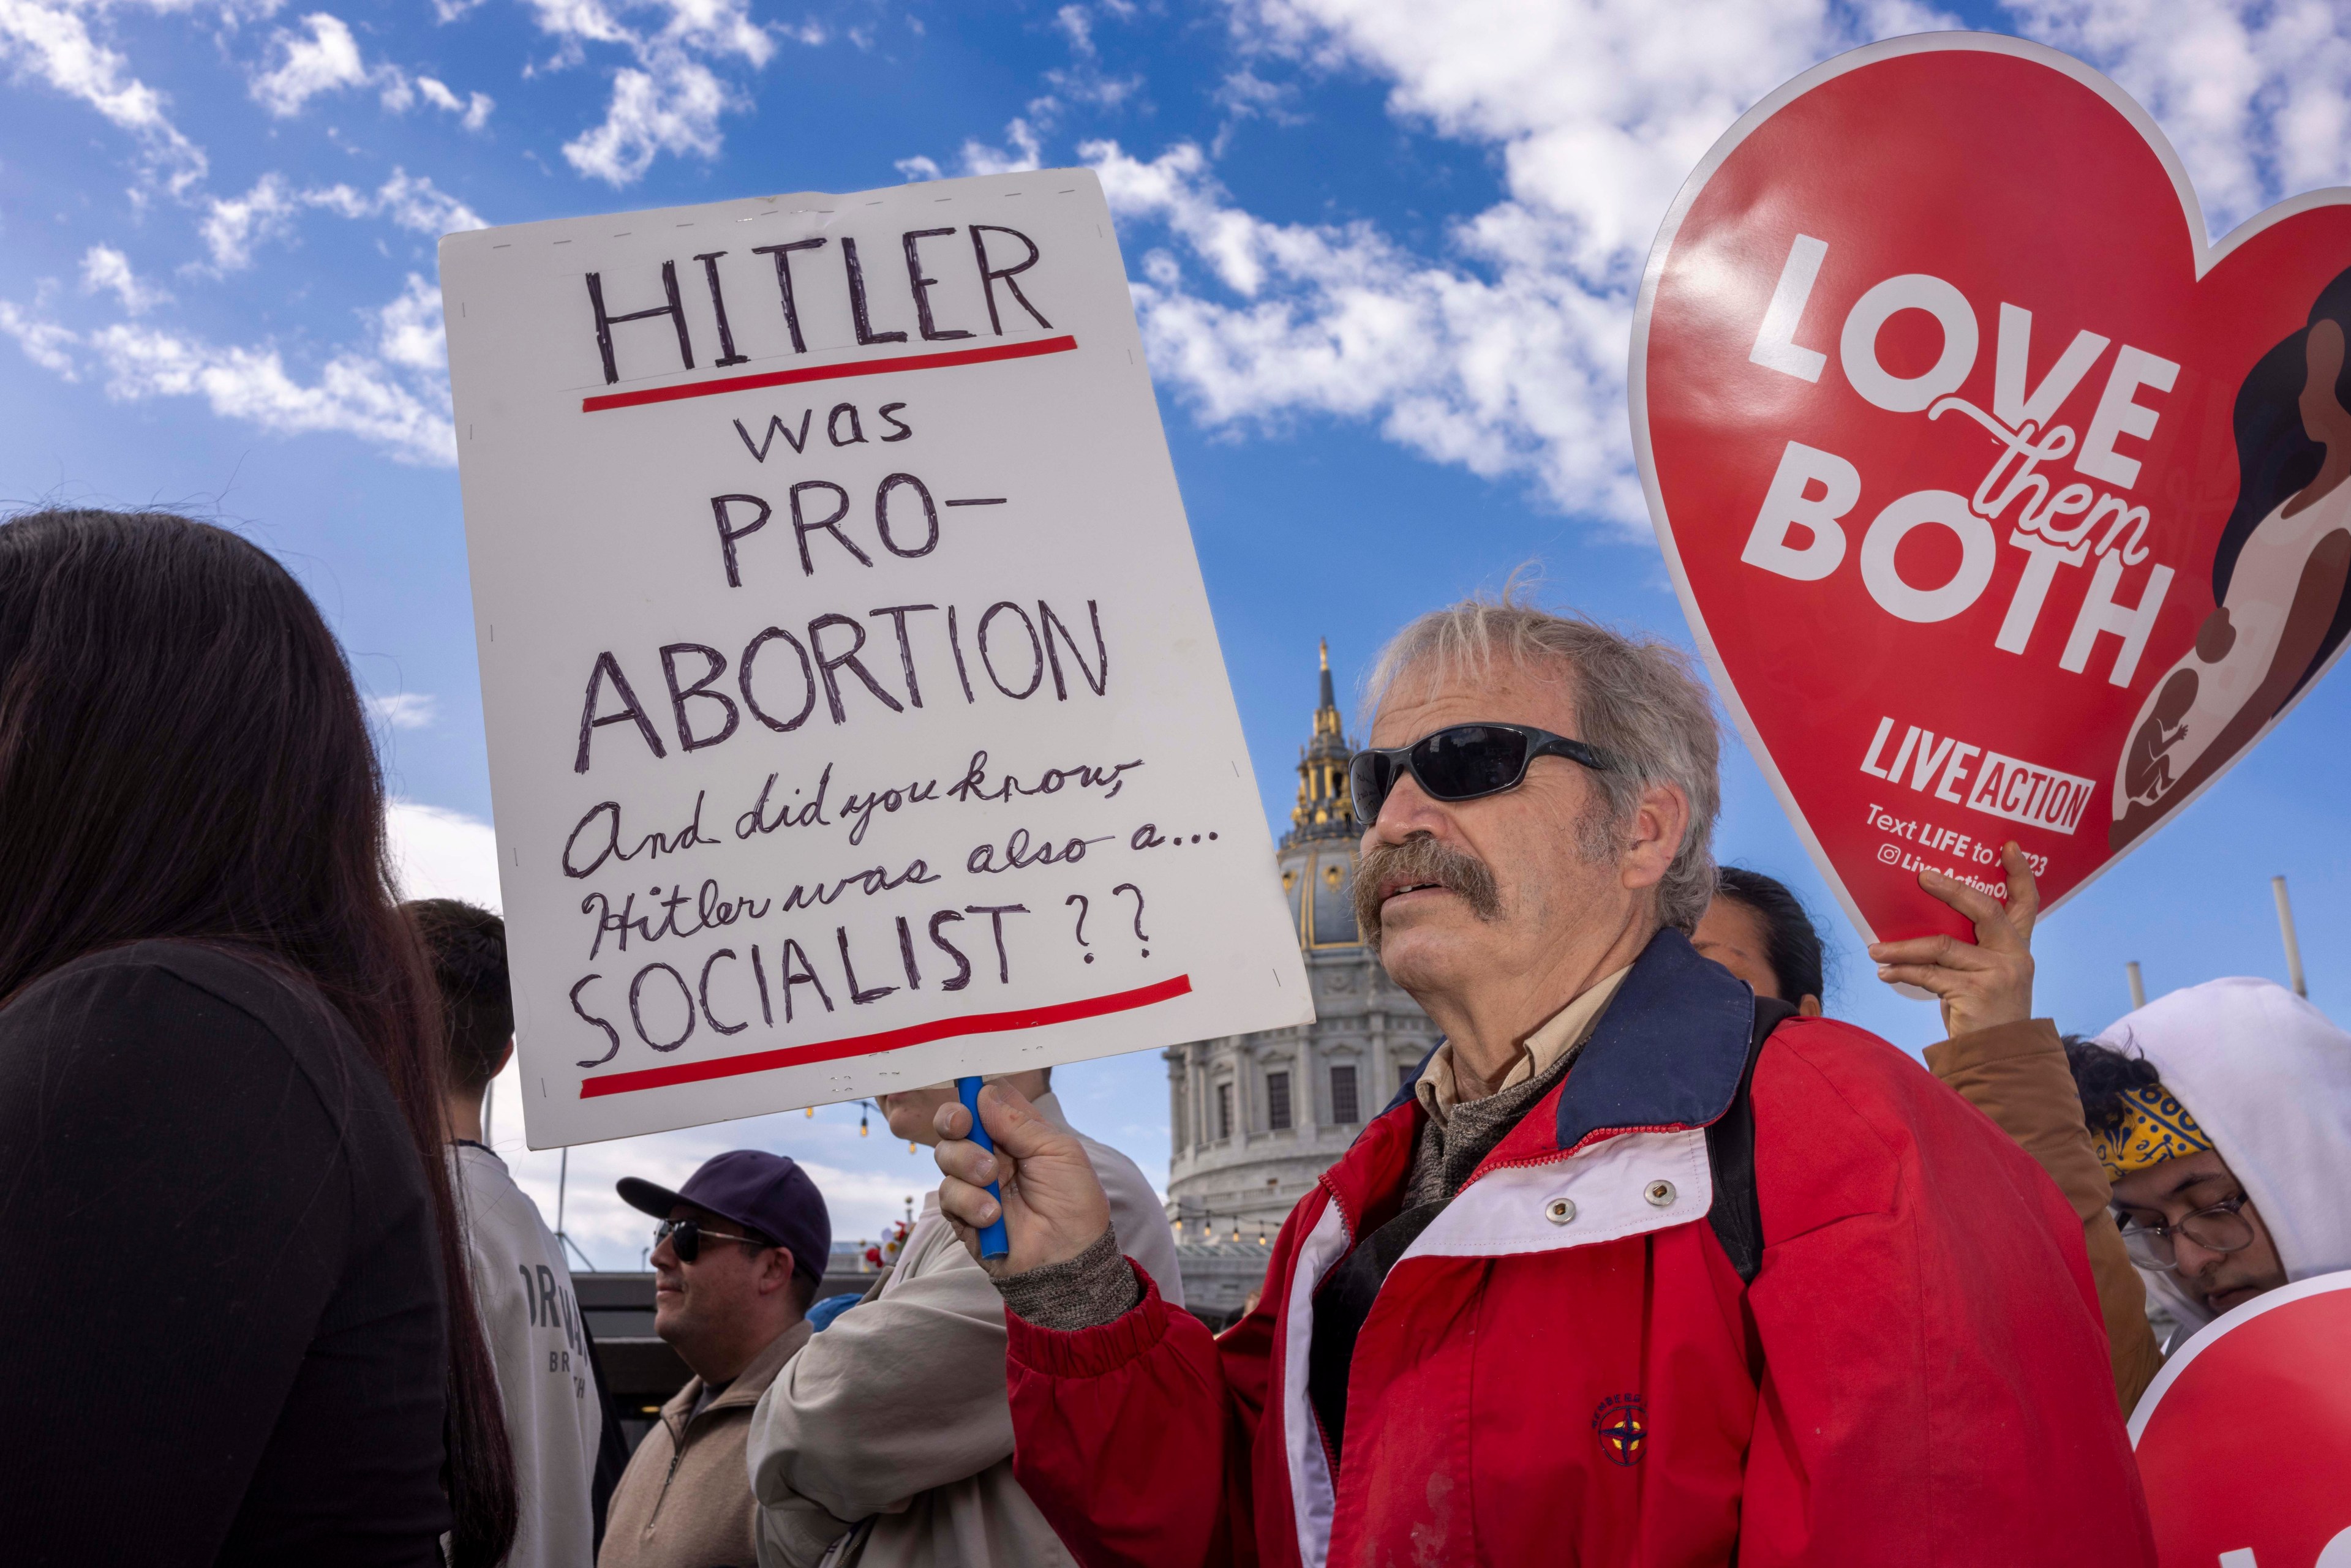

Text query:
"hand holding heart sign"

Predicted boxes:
[[1636, 34, 2351, 944]]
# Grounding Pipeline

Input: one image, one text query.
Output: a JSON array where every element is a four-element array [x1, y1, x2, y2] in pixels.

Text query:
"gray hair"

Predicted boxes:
[[1364, 591, 1721, 933]]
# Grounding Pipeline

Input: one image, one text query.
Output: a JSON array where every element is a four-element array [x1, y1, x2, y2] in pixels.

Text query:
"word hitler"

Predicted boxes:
[[585, 224, 1055, 384], [574, 598, 1108, 773]]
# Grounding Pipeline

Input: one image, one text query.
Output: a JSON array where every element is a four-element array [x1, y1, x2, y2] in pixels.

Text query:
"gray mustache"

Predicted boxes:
[[1355, 835, 1502, 950]]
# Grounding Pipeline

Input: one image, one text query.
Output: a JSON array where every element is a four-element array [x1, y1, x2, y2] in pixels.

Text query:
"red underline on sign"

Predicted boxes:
[[577, 973, 1193, 1099], [579, 334, 1081, 413]]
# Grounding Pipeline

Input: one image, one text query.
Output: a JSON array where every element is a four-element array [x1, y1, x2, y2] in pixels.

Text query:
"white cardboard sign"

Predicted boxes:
[[440, 169, 1311, 1148]]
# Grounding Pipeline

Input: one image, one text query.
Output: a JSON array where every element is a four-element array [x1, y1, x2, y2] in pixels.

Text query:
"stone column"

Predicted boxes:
[[1167, 1052, 1186, 1161], [1236, 1045, 1256, 1145], [1190, 1043, 1208, 1151], [1296, 1033, 1318, 1135]]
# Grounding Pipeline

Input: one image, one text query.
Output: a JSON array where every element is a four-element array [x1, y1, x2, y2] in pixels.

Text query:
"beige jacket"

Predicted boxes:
[[747, 1093, 1181, 1568], [1925, 1018, 2166, 1412], [601, 1319, 813, 1568]]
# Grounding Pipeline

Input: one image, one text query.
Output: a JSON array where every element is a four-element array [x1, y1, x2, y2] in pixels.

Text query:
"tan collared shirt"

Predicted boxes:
[[1414, 966, 1632, 1129]]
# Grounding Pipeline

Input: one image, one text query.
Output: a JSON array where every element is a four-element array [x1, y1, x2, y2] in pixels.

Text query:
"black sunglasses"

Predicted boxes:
[[654, 1216, 770, 1262], [1349, 722, 1618, 827]]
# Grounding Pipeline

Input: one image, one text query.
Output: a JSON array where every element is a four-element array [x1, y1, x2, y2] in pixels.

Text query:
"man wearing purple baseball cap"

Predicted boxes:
[[600, 1151, 830, 1568]]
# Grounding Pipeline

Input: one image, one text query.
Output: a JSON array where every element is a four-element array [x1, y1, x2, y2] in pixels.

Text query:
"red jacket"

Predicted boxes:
[[1004, 932, 2155, 1566]]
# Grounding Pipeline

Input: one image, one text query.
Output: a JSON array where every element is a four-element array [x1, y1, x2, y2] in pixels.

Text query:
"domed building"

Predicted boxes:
[[1164, 643, 1439, 1318]]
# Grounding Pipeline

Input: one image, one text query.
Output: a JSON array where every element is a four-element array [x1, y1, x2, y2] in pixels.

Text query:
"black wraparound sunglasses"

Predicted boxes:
[[654, 1217, 771, 1262], [1349, 722, 1619, 827]]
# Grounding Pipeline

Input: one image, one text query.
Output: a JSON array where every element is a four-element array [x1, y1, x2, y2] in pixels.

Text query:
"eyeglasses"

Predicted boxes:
[[2115, 1193, 2256, 1270], [654, 1217, 770, 1262], [1349, 722, 1618, 827]]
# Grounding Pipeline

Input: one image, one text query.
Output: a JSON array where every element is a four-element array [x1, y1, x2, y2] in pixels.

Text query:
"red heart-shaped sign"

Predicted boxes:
[[2129, 1272, 2351, 1567], [1635, 34, 2351, 942]]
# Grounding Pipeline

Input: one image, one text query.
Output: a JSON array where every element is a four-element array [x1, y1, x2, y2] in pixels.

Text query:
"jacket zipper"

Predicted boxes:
[[646, 1414, 690, 1532], [1467, 1120, 1689, 1185]]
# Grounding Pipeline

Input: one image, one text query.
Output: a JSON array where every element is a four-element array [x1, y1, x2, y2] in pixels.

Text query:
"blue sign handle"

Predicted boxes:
[[957, 1075, 1010, 1260]]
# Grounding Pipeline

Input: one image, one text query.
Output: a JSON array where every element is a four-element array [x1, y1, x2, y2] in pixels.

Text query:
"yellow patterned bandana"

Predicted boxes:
[[2090, 1083, 2213, 1181]]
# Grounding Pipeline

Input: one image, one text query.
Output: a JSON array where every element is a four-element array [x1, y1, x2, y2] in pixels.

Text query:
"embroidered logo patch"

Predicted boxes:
[[1592, 1393, 1647, 1466]]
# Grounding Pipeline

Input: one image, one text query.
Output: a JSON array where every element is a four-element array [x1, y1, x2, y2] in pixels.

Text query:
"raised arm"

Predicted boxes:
[[1869, 844, 2165, 1411]]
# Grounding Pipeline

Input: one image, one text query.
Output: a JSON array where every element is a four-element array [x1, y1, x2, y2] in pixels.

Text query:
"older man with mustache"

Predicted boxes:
[[930, 598, 2153, 1567]]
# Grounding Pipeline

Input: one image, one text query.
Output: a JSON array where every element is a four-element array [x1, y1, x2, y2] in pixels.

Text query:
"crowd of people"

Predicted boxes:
[[2, 506, 2345, 1566]]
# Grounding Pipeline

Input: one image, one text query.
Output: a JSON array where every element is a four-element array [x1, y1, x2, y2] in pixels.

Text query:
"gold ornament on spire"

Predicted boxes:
[[1288, 638, 1357, 843]]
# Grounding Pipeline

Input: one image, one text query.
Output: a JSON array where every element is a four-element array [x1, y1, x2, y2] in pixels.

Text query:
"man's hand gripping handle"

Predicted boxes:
[[933, 1081, 1114, 1279]]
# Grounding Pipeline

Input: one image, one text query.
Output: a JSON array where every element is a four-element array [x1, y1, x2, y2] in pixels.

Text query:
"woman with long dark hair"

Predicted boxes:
[[0, 510, 517, 1566], [2112, 263, 2351, 847]]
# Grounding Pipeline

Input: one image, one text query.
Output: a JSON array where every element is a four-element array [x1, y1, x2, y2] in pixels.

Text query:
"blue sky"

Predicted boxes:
[[7, 0, 2351, 1261]]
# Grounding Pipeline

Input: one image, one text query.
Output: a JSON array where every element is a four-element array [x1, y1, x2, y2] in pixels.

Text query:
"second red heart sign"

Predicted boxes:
[[1636, 33, 2351, 944]]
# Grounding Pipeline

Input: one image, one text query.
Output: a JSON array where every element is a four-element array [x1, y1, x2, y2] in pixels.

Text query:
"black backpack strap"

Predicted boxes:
[[1704, 996, 1795, 1286]]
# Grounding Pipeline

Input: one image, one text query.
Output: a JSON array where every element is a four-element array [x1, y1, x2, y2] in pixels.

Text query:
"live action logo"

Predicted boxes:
[[1858, 713, 2093, 837]]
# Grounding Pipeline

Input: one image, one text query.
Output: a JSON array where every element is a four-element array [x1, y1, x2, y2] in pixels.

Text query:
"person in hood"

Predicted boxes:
[[2075, 978, 2351, 1338], [921, 596, 2151, 1567]]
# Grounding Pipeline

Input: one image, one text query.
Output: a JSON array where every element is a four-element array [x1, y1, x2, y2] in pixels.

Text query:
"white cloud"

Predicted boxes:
[[249, 11, 492, 123], [416, 73, 494, 129], [375, 272, 446, 370], [200, 173, 301, 270], [250, 12, 377, 116], [80, 244, 170, 314], [0, 298, 80, 378], [369, 691, 440, 730], [0, 0, 208, 191], [1213, 65, 1303, 127], [9, 263, 457, 467], [960, 116, 1045, 176], [894, 9, 1130, 182], [88, 305, 457, 465], [900, 116, 1045, 183], [532, 0, 807, 186], [1044, 1, 1142, 109], [1086, 0, 2351, 527], [564, 58, 729, 184], [1095, 138, 1647, 525], [201, 168, 485, 270], [388, 797, 501, 908], [371, 168, 488, 234]]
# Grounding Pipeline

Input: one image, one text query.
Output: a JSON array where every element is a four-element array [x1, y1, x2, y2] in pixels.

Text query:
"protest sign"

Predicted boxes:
[[1632, 34, 2351, 944], [440, 170, 1311, 1147], [2127, 1270, 2351, 1567]]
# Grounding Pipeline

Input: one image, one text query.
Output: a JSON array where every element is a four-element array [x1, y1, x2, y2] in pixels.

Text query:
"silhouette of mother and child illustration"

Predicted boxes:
[[2113, 264, 2351, 849]]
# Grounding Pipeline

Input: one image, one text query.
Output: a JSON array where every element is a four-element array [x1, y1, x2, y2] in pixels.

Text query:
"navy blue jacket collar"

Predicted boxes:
[[1375, 927, 1757, 1153]]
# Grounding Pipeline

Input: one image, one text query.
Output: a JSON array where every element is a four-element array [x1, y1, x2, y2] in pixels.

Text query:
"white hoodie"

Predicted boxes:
[[2094, 977, 2351, 1335]]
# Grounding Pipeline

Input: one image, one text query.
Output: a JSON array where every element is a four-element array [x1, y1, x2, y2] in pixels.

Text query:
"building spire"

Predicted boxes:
[[1288, 638, 1355, 844]]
